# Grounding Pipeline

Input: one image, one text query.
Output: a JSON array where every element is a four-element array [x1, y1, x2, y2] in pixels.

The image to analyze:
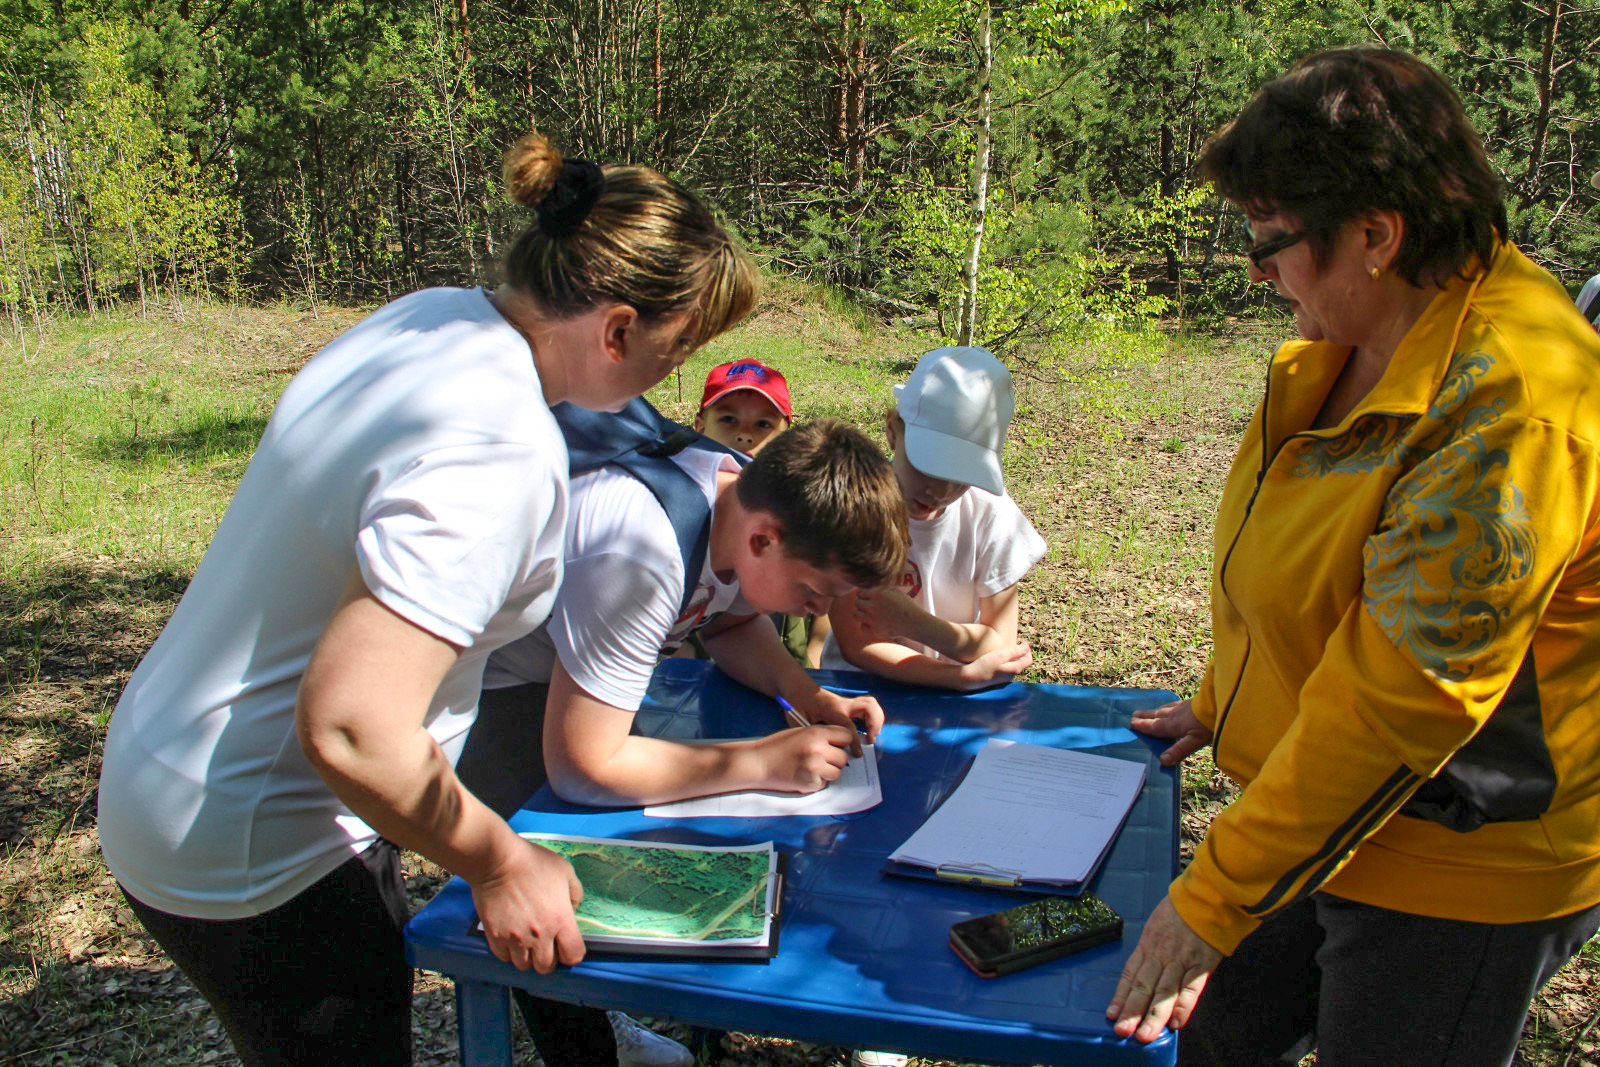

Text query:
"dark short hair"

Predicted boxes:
[[1195, 48, 1506, 287], [735, 419, 909, 588]]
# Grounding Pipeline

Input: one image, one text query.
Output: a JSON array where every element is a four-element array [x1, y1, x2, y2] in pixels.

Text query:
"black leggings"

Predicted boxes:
[[1178, 892, 1600, 1067], [456, 681, 619, 1063], [122, 840, 414, 1067]]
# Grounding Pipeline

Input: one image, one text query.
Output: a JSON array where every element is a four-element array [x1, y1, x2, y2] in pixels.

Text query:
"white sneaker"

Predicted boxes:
[[607, 1011, 694, 1067], [851, 1052, 909, 1067]]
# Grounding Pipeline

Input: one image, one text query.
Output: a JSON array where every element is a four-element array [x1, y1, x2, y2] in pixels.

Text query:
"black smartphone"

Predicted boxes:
[[948, 893, 1123, 977]]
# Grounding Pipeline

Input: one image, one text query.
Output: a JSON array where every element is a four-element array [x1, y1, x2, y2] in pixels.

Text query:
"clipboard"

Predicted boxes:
[[881, 739, 1144, 896]]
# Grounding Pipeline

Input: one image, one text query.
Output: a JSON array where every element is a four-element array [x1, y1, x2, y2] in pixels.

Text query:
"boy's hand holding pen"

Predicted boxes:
[[776, 691, 882, 757]]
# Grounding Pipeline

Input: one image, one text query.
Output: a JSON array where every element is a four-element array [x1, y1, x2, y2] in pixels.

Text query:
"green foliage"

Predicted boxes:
[[881, 168, 1165, 347], [0, 0, 1595, 317], [0, 144, 42, 315], [0, 16, 244, 314], [875, 0, 1128, 42]]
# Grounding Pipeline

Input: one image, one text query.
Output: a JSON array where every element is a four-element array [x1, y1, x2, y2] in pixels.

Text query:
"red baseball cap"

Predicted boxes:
[[698, 359, 793, 419]]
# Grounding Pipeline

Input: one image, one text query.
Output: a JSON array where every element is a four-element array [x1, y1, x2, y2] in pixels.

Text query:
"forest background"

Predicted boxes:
[[1, 0, 1596, 338], [3, 0, 1600, 1064]]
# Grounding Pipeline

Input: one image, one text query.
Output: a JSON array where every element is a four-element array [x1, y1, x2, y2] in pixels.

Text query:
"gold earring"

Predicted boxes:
[[1369, 265, 1381, 281]]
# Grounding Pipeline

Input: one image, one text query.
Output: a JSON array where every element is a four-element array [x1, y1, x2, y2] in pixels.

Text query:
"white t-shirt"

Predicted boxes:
[[484, 449, 749, 709], [98, 287, 570, 920], [820, 487, 1046, 668]]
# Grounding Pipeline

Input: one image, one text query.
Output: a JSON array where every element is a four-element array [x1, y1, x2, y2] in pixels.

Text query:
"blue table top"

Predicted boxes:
[[406, 659, 1181, 1065]]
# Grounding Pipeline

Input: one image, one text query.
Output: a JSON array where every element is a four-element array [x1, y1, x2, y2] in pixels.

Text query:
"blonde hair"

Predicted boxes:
[[501, 131, 759, 347], [736, 419, 909, 587]]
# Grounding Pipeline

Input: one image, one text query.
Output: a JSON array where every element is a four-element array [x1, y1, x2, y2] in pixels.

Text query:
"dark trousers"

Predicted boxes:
[[122, 839, 414, 1067], [1178, 892, 1600, 1067], [456, 681, 619, 1064]]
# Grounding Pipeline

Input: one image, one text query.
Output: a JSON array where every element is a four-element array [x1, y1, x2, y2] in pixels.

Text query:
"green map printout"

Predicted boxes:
[[520, 834, 778, 953]]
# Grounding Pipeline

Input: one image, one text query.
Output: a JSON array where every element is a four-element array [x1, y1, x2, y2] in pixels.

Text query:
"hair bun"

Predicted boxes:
[[503, 132, 562, 207], [537, 159, 606, 236]]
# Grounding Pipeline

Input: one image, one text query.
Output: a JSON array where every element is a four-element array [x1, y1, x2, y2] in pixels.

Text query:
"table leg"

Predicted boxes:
[[454, 978, 513, 1067]]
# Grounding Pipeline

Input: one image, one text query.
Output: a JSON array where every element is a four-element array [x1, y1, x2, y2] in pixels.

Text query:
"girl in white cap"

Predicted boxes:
[[819, 345, 1044, 692]]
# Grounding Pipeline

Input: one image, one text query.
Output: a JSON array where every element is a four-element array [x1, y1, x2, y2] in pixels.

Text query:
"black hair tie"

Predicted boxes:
[[537, 159, 605, 237]]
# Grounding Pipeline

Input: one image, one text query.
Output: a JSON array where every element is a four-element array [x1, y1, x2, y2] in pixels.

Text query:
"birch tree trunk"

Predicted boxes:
[[958, 0, 991, 348]]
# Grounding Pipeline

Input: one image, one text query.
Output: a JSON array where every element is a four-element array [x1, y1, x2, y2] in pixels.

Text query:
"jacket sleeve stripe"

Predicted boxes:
[[1242, 765, 1422, 917], [1280, 770, 1424, 915]]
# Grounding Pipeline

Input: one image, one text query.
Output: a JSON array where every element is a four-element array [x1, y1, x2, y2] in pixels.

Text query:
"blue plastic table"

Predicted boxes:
[[405, 659, 1181, 1065]]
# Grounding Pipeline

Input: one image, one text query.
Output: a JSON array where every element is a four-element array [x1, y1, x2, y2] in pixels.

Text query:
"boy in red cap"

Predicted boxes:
[[683, 359, 819, 663], [693, 358, 792, 456]]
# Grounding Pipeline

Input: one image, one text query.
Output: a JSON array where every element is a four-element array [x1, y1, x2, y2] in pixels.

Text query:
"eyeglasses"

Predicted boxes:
[[1244, 227, 1309, 269]]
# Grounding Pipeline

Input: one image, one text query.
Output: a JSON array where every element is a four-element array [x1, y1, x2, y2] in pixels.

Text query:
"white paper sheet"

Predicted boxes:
[[888, 738, 1145, 887], [643, 744, 881, 818]]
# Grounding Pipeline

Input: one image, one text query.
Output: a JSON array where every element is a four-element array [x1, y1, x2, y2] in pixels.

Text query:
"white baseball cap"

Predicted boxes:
[[894, 345, 1013, 496]]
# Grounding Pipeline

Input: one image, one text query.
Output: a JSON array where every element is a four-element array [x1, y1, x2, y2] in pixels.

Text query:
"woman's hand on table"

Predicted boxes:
[[1130, 697, 1212, 767], [470, 838, 587, 973], [1106, 896, 1223, 1043]]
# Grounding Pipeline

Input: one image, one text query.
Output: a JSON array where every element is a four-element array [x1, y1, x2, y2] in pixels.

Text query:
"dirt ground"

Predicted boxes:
[[1, 307, 1597, 1066]]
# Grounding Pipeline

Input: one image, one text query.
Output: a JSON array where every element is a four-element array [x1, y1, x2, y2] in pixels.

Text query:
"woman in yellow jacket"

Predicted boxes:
[[1109, 48, 1600, 1066]]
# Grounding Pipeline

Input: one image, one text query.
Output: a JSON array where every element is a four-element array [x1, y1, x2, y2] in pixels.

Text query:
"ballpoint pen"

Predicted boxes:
[[779, 695, 865, 760], [775, 695, 808, 729]]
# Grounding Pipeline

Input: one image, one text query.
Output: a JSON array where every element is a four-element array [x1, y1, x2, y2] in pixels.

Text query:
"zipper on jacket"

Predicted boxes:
[[1210, 364, 1275, 758], [1211, 361, 1419, 758]]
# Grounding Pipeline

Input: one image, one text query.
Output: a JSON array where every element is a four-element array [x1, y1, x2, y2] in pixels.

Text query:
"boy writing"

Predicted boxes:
[[820, 345, 1044, 690], [465, 418, 907, 809], [455, 417, 904, 1064]]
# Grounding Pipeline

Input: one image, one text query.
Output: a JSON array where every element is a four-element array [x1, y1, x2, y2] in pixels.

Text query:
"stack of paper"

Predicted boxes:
[[886, 738, 1146, 893]]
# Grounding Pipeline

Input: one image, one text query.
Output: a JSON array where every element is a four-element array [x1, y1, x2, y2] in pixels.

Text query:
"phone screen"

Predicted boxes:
[[951, 894, 1121, 967]]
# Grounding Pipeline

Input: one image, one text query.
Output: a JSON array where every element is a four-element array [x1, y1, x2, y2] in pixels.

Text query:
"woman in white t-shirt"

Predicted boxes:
[[96, 129, 757, 1066]]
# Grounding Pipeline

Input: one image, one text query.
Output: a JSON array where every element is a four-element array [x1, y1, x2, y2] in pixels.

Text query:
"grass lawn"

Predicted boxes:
[[1, 287, 1596, 1065]]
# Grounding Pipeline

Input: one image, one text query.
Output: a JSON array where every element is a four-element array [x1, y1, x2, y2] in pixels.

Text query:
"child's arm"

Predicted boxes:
[[805, 612, 832, 669], [859, 583, 1023, 661], [698, 611, 883, 747], [828, 582, 1033, 690], [542, 649, 859, 807]]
